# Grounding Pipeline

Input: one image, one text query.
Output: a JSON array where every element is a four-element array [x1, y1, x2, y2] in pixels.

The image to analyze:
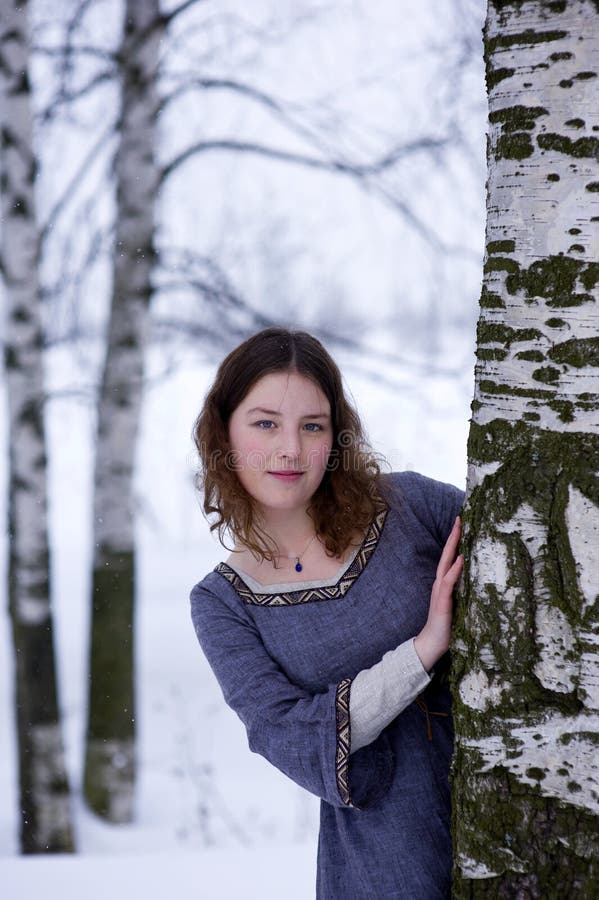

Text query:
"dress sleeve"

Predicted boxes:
[[190, 581, 394, 810], [383, 471, 465, 547], [420, 473, 465, 546], [349, 638, 431, 753]]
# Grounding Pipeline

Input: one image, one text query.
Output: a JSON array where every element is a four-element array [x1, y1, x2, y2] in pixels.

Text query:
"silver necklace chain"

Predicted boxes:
[[278, 532, 318, 572]]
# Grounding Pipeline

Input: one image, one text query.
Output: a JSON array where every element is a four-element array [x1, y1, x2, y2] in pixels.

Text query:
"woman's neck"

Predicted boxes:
[[240, 508, 316, 558]]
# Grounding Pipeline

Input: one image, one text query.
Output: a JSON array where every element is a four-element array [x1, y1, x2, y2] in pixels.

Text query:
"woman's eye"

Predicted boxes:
[[304, 423, 323, 432], [255, 420, 275, 429]]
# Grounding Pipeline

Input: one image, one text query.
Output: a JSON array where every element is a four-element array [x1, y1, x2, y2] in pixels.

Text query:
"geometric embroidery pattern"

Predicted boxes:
[[335, 678, 353, 807], [214, 506, 388, 607]]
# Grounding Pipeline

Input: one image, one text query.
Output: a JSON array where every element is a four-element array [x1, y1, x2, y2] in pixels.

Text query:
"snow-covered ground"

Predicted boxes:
[[0, 845, 318, 900]]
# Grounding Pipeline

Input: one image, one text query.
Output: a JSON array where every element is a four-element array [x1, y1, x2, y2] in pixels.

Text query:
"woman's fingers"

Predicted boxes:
[[432, 554, 464, 614], [417, 532, 464, 670], [436, 516, 462, 577], [445, 552, 464, 584]]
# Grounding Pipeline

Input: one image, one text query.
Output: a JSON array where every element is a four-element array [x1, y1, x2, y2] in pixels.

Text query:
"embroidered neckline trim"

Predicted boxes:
[[214, 506, 388, 606]]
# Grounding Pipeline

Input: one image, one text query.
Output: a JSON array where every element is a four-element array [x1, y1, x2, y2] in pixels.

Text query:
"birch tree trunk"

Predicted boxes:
[[83, 0, 162, 822], [451, 1, 599, 896], [0, 1, 74, 854]]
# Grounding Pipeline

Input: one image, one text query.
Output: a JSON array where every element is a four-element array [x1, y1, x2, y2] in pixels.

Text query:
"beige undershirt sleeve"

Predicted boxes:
[[348, 638, 432, 754]]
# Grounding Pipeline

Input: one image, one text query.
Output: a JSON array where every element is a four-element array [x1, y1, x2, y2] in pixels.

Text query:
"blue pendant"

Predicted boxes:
[[295, 560, 303, 572]]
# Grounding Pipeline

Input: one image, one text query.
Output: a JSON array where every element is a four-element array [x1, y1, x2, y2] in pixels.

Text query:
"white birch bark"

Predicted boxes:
[[0, 0, 74, 853], [83, 0, 162, 822], [452, 2, 599, 896]]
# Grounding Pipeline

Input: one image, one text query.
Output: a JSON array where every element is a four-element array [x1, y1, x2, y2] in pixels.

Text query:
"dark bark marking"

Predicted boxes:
[[504, 255, 596, 307], [480, 287, 506, 309], [532, 365, 561, 384], [548, 338, 599, 368], [488, 240, 516, 254], [488, 29, 568, 54], [537, 133, 599, 159]]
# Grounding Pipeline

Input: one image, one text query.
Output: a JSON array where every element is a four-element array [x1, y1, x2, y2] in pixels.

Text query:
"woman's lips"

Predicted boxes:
[[268, 471, 303, 482]]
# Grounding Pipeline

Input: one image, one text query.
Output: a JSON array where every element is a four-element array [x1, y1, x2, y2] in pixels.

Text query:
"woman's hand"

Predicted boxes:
[[414, 516, 463, 673]]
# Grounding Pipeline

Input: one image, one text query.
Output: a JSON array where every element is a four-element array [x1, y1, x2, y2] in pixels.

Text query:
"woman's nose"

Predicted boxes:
[[276, 427, 302, 459]]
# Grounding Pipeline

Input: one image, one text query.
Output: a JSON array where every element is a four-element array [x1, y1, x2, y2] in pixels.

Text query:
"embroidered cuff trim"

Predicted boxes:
[[335, 677, 352, 807]]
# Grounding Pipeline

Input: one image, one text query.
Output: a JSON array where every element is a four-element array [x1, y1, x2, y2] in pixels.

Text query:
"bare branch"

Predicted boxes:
[[36, 70, 115, 124], [160, 135, 450, 185], [162, 0, 207, 26], [155, 245, 468, 380], [40, 121, 117, 242], [32, 43, 116, 62], [111, 0, 207, 64], [160, 75, 425, 169]]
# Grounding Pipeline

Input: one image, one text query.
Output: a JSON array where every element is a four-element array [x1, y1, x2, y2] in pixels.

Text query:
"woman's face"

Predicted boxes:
[[227, 371, 333, 518]]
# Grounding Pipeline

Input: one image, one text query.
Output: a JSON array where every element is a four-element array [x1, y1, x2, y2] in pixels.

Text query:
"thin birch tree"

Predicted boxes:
[[452, 1, 599, 895], [82, 0, 162, 822], [0, 0, 74, 854]]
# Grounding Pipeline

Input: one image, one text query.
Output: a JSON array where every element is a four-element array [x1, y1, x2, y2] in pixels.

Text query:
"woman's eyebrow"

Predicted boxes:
[[246, 406, 330, 419], [246, 406, 282, 416]]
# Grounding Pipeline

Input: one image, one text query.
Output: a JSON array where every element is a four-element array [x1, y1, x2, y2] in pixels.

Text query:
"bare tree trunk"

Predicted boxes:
[[82, 0, 162, 822], [452, 1, 599, 896], [0, 0, 74, 854]]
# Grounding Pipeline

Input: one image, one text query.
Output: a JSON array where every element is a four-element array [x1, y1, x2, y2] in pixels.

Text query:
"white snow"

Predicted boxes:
[[0, 844, 318, 900]]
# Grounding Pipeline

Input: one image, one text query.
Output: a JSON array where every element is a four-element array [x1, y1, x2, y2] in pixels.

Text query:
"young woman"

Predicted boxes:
[[190, 327, 464, 899]]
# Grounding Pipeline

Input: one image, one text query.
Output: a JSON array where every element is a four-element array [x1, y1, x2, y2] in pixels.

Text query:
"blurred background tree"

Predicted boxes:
[[0, 0, 74, 854]]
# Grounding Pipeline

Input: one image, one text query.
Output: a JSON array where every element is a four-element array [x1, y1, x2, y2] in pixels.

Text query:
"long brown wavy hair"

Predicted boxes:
[[193, 327, 385, 560]]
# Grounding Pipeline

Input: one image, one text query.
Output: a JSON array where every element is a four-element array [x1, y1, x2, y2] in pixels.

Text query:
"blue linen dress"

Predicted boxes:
[[190, 471, 464, 899]]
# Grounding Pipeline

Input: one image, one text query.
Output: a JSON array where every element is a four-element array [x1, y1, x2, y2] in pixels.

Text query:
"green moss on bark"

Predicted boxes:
[[548, 399, 575, 422], [477, 348, 510, 361], [515, 350, 545, 362], [84, 549, 136, 819], [480, 287, 506, 309], [489, 106, 549, 160], [487, 29, 568, 53], [477, 322, 542, 345], [537, 133, 599, 159], [548, 338, 599, 367], [504, 255, 596, 307], [452, 424, 599, 896], [487, 67, 515, 89], [487, 240, 516, 254], [452, 762, 599, 899], [478, 380, 556, 399], [498, 132, 534, 159], [484, 256, 520, 275], [532, 365, 561, 384]]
